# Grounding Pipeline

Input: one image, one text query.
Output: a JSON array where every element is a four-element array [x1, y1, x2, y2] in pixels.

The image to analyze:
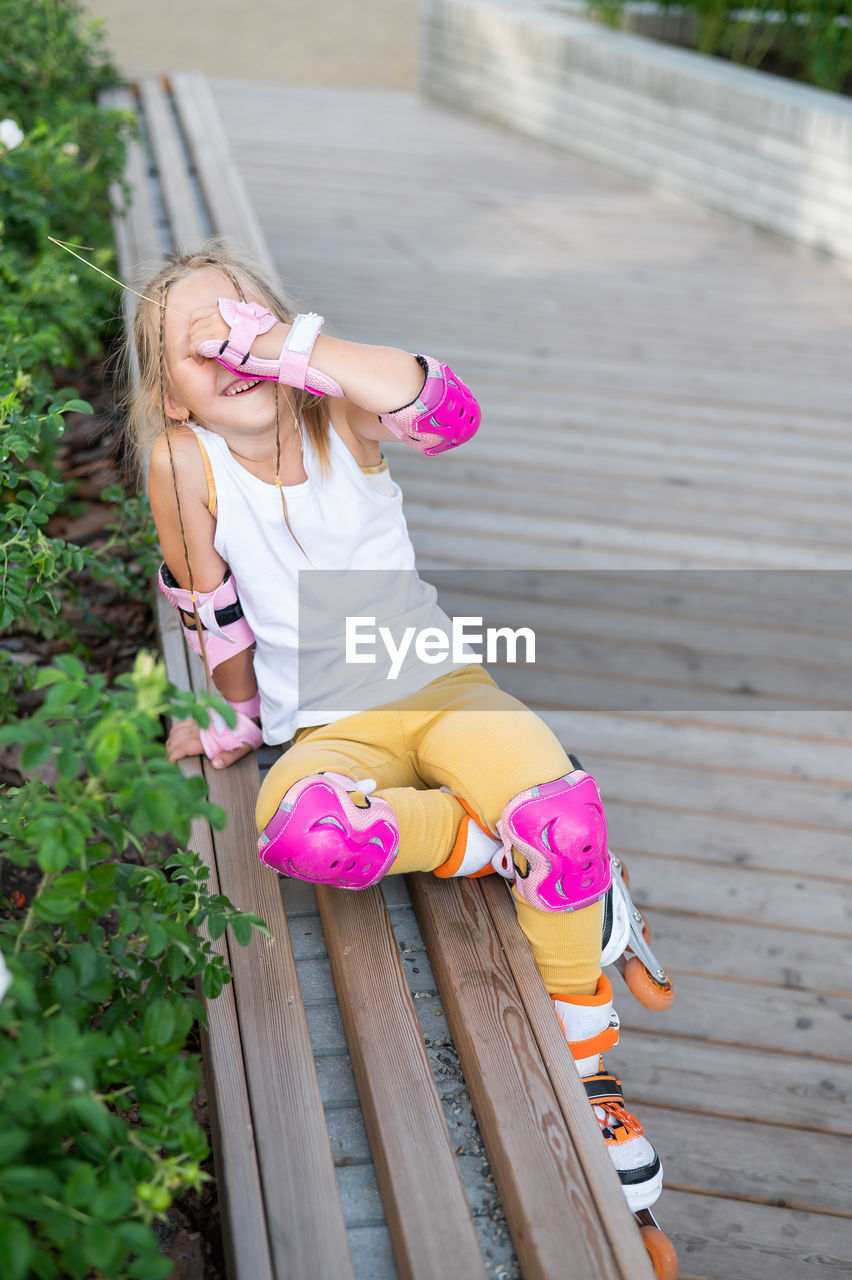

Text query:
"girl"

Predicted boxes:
[[129, 239, 663, 1224]]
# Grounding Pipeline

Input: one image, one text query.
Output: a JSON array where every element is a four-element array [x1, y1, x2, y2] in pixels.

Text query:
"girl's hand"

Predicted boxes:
[[187, 305, 230, 360], [188, 304, 290, 363], [166, 717, 254, 770]]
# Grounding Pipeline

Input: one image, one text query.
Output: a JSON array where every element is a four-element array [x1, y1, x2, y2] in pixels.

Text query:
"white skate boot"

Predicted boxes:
[[553, 975, 663, 1212]]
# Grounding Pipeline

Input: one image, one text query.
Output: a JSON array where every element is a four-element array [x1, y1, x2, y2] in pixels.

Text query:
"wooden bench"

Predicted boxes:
[[105, 73, 654, 1279]]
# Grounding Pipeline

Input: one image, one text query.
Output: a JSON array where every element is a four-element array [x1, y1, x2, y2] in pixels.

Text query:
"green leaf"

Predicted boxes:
[[51, 398, 93, 416], [127, 1252, 174, 1280], [0, 1130, 30, 1164], [230, 914, 254, 946], [93, 729, 121, 773], [63, 1162, 98, 1208], [56, 748, 81, 782], [50, 964, 76, 1006], [30, 1248, 59, 1280], [0, 1166, 60, 1197], [145, 920, 167, 958], [90, 1179, 134, 1222], [37, 838, 70, 873], [32, 871, 86, 923], [0, 1216, 32, 1280], [80, 1222, 125, 1272], [19, 739, 52, 771], [164, 944, 188, 982], [142, 998, 176, 1047], [202, 967, 225, 999]]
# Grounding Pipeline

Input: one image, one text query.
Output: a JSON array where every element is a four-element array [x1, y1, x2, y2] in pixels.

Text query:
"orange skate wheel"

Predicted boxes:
[[639, 1223, 678, 1278], [623, 956, 675, 1011], [618, 862, 630, 889]]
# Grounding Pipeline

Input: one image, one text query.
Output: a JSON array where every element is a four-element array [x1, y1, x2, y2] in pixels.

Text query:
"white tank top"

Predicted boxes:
[[189, 422, 460, 743]]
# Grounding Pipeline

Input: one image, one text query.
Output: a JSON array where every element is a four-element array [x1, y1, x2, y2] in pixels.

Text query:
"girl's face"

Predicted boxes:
[[162, 267, 276, 434]]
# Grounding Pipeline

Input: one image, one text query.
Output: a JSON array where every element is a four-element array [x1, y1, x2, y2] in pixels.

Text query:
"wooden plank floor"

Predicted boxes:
[[213, 82, 852, 1278]]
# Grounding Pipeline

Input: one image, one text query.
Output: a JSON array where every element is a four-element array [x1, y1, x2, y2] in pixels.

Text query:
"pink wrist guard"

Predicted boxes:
[[200, 702, 263, 759], [228, 692, 261, 718], [379, 356, 480, 455], [158, 563, 256, 672], [197, 299, 344, 399]]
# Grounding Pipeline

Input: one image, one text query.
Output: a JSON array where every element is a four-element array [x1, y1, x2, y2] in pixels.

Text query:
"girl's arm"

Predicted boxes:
[[148, 430, 259, 768], [250, 326, 480, 454], [187, 307, 479, 452], [303, 334, 425, 424]]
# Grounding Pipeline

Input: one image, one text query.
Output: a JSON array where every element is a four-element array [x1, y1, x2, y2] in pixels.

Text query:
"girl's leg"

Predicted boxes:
[[399, 665, 605, 996], [255, 707, 468, 879], [406, 667, 662, 1211]]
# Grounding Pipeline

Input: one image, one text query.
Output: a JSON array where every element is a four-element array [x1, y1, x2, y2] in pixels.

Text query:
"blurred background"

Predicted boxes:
[[79, 0, 418, 87]]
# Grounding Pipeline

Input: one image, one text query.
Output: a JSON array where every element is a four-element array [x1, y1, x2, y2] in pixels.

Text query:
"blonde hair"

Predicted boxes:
[[122, 237, 331, 479], [122, 240, 325, 677]]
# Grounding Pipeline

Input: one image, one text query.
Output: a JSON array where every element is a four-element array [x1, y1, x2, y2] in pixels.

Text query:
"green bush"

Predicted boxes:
[[1, 6, 268, 1278], [586, 0, 852, 93], [0, 0, 117, 126], [0, 0, 132, 716], [0, 655, 266, 1280]]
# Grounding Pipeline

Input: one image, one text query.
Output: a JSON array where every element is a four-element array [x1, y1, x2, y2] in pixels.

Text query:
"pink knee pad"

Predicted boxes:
[[495, 772, 611, 912], [257, 772, 399, 889]]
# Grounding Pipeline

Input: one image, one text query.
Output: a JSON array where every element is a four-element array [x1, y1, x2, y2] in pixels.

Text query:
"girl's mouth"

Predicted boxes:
[[222, 378, 263, 397]]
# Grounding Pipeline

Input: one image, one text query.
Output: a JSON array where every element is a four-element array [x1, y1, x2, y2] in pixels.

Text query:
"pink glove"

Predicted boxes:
[[199, 693, 263, 760]]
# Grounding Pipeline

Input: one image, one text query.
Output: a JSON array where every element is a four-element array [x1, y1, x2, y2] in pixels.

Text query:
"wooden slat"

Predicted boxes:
[[640, 1104, 852, 1219], [110, 141, 273, 1269], [476, 875, 657, 1277], [192, 748, 355, 1280], [156, 600, 274, 1280], [169, 70, 275, 273], [315, 884, 486, 1280], [138, 76, 208, 248], [115, 82, 355, 1279], [658, 1188, 852, 1280], [408, 872, 653, 1279], [100, 85, 163, 335], [618, 1030, 852, 1133]]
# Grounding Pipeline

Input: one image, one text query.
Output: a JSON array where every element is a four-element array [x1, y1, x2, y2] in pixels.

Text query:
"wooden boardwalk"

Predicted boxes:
[[210, 81, 852, 1279]]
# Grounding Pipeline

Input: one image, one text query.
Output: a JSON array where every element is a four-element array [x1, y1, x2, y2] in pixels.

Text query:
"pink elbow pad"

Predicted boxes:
[[379, 356, 481, 455], [158, 563, 256, 672], [197, 299, 344, 399]]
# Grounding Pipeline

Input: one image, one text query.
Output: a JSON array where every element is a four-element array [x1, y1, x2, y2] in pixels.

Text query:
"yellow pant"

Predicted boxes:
[[257, 665, 601, 996]]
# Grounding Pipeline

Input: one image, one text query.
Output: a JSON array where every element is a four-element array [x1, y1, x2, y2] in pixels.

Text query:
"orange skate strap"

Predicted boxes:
[[565, 1025, 619, 1060]]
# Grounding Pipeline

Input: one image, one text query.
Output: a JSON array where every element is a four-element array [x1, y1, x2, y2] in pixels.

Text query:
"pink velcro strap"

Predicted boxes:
[[197, 301, 344, 398], [215, 298, 277, 371], [379, 356, 481, 455], [200, 707, 263, 759], [158, 563, 256, 672]]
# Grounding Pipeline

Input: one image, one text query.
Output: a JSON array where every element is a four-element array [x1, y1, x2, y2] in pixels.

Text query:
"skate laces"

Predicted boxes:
[[587, 1067, 645, 1142], [594, 1099, 644, 1142]]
